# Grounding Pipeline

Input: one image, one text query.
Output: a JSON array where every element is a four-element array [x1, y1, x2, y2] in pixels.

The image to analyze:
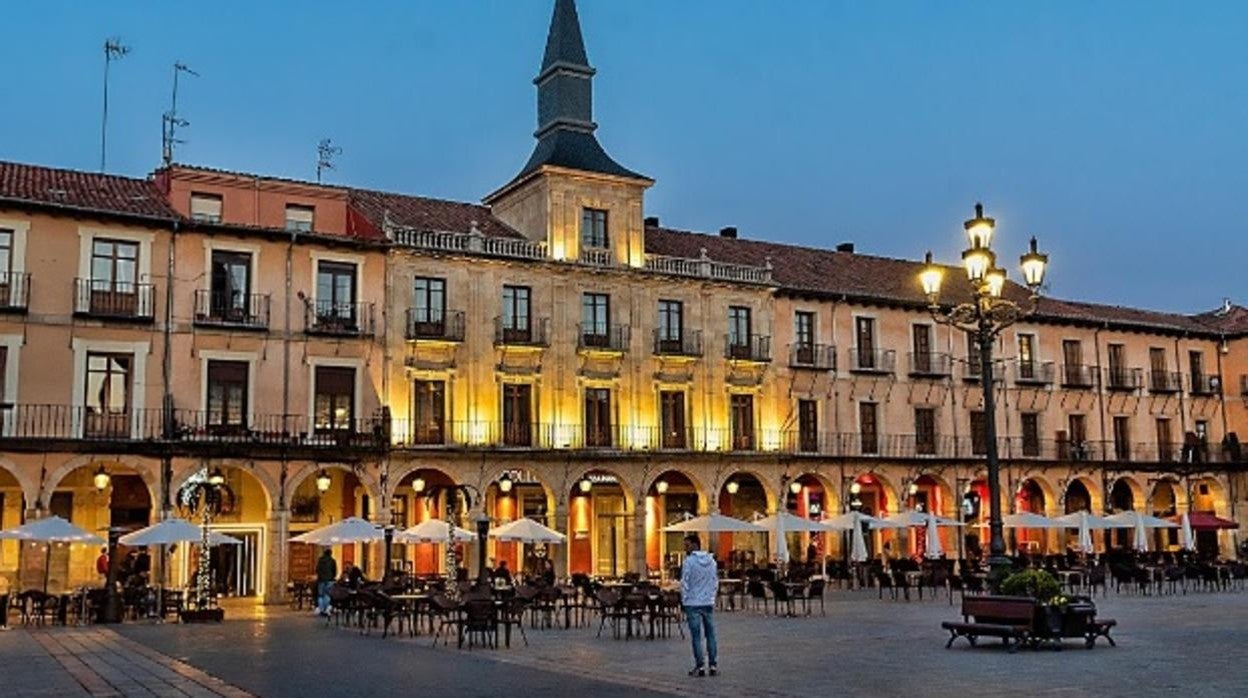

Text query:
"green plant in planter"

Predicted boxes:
[[999, 569, 1061, 602]]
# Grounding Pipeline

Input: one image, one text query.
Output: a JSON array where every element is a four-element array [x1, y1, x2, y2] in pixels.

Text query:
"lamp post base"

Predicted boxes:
[[95, 592, 123, 624]]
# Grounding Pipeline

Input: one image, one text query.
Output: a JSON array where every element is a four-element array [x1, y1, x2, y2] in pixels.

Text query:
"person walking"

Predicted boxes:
[[680, 533, 718, 677], [315, 548, 337, 617]]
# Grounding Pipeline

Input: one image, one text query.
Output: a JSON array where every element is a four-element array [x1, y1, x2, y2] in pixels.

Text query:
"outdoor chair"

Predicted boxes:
[[875, 570, 897, 601], [651, 591, 684, 639], [746, 578, 769, 613], [1086, 565, 1108, 597], [459, 598, 497, 649], [497, 597, 529, 647], [594, 590, 626, 638], [769, 580, 795, 616], [429, 595, 463, 647], [805, 578, 826, 615]]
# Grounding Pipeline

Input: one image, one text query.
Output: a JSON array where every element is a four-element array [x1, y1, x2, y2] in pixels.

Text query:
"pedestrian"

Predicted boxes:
[[680, 533, 718, 677], [315, 548, 337, 616], [0, 573, 11, 630], [95, 547, 110, 583]]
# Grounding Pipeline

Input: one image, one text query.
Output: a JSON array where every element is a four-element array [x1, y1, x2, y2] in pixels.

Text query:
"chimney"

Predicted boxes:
[[644, 216, 659, 227], [719, 226, 738, 239], [836, 242, 855, 253]]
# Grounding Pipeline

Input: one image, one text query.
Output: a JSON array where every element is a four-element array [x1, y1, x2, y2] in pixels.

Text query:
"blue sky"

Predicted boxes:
[[2, 1, 1245, 312]]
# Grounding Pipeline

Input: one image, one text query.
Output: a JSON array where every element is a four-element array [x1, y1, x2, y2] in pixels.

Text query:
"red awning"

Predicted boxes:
[[1173, 512, 1240, 531]]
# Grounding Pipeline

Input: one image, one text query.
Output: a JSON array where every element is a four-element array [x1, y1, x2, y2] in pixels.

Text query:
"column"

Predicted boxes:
[[264, 508, 290, 605], [631, 503, 647, 576], [553, 501, 569, 579]]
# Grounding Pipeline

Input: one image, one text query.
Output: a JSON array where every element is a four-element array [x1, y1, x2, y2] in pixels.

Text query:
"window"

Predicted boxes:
[[966, 333, 982, 378], [969, 411, 987, 455], [315, 261, 358, 329], [728, 306, 752, 351], [92, 238, 138, 287], [0, 229, 12, 275], [1066, 414, 1088, 459], [798, 399, 819, 452], [190, 193, 223, 223], [912, 324, 932, 373], [1107, 343, 1127, 387], [1156, 418, 1173, 461], [657, 300, 683, 350], [1062, 340, 1084, 384], [210, 251, 251, 319], [1021, 413, 1040, 457], [795, 311, 815, 348], [285, 205, 315, 232], [412, 277, 446, 328], [1149, 347, 1169, 389], [501, 285, 532, 341], [502, 383, 532, 446], [730, 394, 755, 450], [1188, 350, 1205, 390], [411, 379, 446, 445], [207, 360, 248, 432], [660, 390, 686, 449], [580, 208, 608, 249], [914, 407, 936, 455], [85, 352, 131, 437], [1113, 416, 1131, 460], [0, 229, 15, 307], [855, 317, 876, 368], [584, 387, 612, 447], [858, 402, 878, 454], [314, 366, 355, 432], [581, 293, 610, 345], [1018, 334, 1036, 379], [390, 495, 409, 529], [0, 346, 7, 406]]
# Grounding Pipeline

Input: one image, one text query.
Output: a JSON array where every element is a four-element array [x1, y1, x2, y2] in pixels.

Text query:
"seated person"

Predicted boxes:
[[491, 560, 513, 586]]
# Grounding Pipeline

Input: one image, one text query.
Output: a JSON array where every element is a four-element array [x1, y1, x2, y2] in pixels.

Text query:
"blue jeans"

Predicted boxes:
[[684, 605, 717, 668], [317, 581, 332, 614]]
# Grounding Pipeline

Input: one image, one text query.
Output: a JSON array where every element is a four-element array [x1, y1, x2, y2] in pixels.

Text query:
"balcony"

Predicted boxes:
[[1189, 373, 1222, 396], [405, 309, 465, 342], [724, 335, 771, 362], [0, 271, 30, 312], [789, 343, 836, 370], [494, 317, 551, 348], [578, 247, 613, 267], [1014, 360, 1055, 386], [653, 330, 703, 357], [73, 279, 155, 322], [305, 300, 374, 337], [1148, 370, 1182, 394], [908, 351, 952, 378], [578, 324, 630, 353], [849, 347, 895, 374], [194, 290, 270, 330], [1104, 367, 1143, 392], [1060, 364, 1097, 389]]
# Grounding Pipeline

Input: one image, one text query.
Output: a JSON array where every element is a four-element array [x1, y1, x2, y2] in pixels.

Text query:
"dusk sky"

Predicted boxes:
[[3, 1, 1245, 313]]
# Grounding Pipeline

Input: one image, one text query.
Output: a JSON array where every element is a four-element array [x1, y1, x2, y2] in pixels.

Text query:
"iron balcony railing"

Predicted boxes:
[[1060, 364, 1097, 389], [1104, 367, 1144, 391], [305, 300, 375, 337], [1189, 373, 1222, 396], [724, 334, 771, 362], [405, 309, 465, 342], [789, 343, 836, 370], [0, 271, 31, 312], [908, 351, 953, 378], [1148, 370, 1182, 394], [578, 324, 630, 352], [1014, 360, 1055, 386], [849, 347, 895, 374], [493, 317, 551, 347], [653, 330, 703, 357], [194, 290, 270, 330], [73, 279, 155, 321]]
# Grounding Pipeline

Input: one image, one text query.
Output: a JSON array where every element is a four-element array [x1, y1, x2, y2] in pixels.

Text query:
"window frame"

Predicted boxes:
[[580, 207, 609, 249]]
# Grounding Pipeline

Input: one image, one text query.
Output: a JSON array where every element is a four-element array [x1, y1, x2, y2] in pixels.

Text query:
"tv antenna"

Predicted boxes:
[[100, 38, 131, 172], [162, 62, 199, 166], [316, 139, 342, 183]]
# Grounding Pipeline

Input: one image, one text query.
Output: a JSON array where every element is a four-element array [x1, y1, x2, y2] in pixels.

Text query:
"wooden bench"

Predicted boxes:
[[941, 595, 1036, 653], [1086, 617, 1117, 647]]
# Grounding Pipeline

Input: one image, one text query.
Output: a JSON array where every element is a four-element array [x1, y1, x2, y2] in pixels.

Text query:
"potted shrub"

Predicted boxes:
[[1000, 569, 1062, 637]]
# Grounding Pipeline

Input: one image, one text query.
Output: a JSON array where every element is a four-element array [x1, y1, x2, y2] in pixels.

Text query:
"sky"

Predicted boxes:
[[2, 1, 1246, 313]]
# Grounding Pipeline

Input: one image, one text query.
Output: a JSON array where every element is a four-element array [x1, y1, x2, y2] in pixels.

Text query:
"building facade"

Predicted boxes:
[[1, 0, 1244, 598]]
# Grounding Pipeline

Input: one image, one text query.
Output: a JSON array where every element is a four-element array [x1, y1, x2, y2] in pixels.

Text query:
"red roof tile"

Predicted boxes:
[[348, 189, 522, 239], [0, 160, 177, 220]]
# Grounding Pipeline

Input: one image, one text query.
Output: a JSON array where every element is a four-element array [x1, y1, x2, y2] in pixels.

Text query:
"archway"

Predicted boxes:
[[644, 469, 703, 578], [568, 469, 633, 577], [1064, 480, 1092, 514], [392, 468, 458, 576], [784, 472, 838, 566], [484, 467, 556, 580], [1190, 477, 1231, 557], [0, 465, 28, 584], [905, 474, 956, 558], [1015, 478, 1049, 555], [717, 472, 771, 570], [171, 463, 273, 599], [286, 463, 385, 581], [1151, 480, 1181, 550], [1109, 477, 1137, 549]]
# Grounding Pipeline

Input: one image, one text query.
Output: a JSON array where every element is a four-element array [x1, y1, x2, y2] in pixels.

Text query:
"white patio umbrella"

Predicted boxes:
[[119, 518, 242, 547], [880, 511, 963, 528], [753, 511, 829, 533], [395, 519, 476, 544], [662, 512, 766, 533], [821, 511, 882, 531], [290, 516, 385, 545], [924, 517, 945, 559], [0, 515, 105, 593], [488, 518, 566, 544], [1103, 511, 1178, 553], [1053, 511, 1114, 554], [850, 521, 869, 563], [1001, 512, 1061, 529], [1180, 512, 1197, 551]]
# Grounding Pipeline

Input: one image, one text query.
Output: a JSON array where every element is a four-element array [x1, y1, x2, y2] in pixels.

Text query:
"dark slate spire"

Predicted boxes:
[[515, 0, 648, 182]]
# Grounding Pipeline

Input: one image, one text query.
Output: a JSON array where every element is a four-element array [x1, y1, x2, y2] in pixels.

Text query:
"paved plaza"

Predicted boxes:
[[4, 590, 1248, 697]]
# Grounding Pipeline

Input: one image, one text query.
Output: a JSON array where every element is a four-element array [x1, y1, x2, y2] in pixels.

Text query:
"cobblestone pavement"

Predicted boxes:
[[5, 589, 1248, 697]]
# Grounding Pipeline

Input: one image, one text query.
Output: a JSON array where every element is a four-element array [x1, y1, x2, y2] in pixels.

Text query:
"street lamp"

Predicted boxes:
[[655, 479, 669, 495], [411, 476, 426, 494], [918, 202, 1049, 577], [498, 472, 514, 494], [725, 480, 740, 495], [578, 477, 593, 495], [93, 464, 111, 493], [315, 469, 332, 494]]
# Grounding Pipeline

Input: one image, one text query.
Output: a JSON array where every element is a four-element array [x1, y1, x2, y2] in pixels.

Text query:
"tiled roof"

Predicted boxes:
[[348, 189, 522, 239], [1192, 304, 1248, 335], [644, 224, 1230, 335], [0, 160, 177, 220]]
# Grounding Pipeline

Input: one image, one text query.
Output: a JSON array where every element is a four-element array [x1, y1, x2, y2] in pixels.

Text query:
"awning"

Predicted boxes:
[[1173, 511, 1239, 531]]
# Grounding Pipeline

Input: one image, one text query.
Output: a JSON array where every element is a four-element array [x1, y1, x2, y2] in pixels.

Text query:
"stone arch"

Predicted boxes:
[[170, 460, 277, 514], [1108, 475, 1145, 512], [1190, 475, 1229, 516], [1150, 478, 1181, 516], [1062, 475, 1102, 513], [40, 454, 161, 511], [641, 467, 710, 510], [787, 470, 838, 510], [480, 464, 557, 512], [565, 464, 638, 512], [848, 471, 898, 517], [286, 461, 382, 508], [908, 472, 956, 517], [717, 468, 777, 514], [1015, 474, 1057, 516], [0, 457, 40, 510]]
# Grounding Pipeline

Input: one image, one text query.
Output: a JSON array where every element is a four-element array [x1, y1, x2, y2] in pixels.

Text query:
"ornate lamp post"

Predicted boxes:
[[422, 483, 483, 600], [177, 466, 235, 620], [919, 203, 1049, 576]]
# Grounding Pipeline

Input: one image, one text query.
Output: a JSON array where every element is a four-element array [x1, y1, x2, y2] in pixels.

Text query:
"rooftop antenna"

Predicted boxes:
[[100, 38, 131, 172], [162, 62, 199, 167], [316, 139, 342, 183]]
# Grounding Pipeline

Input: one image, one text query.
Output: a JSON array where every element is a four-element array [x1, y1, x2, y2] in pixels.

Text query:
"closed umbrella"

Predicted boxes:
[[290, 517, 384, 545], [488, 518, 566, 544], [774, 510, 789, 565], [924, 517, 945, 559], [1181, 512, 1196, 552], [1053, 511, 1114, 554], [850, 520, 869, 563]]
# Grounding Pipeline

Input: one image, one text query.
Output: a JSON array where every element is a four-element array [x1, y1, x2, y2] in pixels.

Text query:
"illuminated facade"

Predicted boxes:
[[1, 0, 1246, 598]]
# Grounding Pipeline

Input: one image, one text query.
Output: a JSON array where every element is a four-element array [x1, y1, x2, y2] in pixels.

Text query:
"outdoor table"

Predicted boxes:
[[389, 594, 430, 636]]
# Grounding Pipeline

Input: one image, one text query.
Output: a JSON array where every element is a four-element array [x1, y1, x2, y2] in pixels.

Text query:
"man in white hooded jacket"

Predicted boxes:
[[680, 533, 718, 676]]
